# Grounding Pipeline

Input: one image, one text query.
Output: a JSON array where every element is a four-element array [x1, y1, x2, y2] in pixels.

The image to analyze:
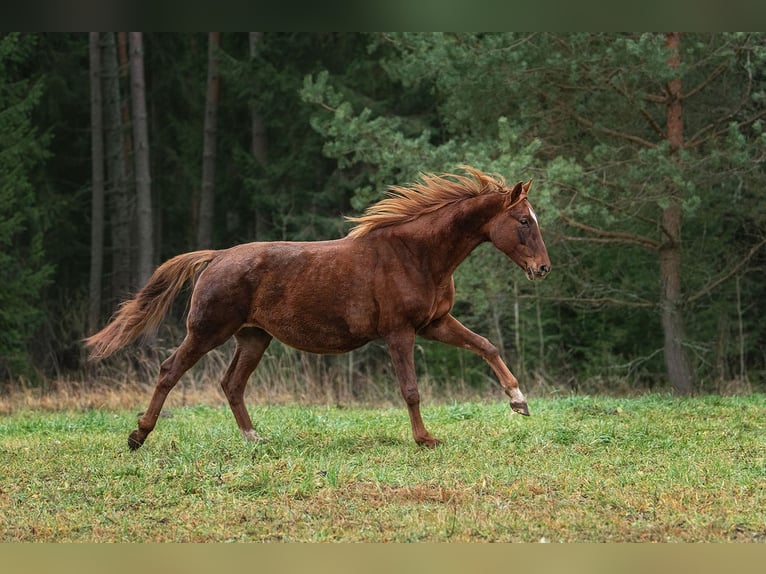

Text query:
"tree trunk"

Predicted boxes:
[[129, 32, 154, 287], [117, 33, 134, 185], [250, 32, 268, 240], [102, 32, 132, 304], [660, 32, 694, 395], [88, 32, 105, 333], [196, 32, 221, 249], [249, 32, 267, 165]]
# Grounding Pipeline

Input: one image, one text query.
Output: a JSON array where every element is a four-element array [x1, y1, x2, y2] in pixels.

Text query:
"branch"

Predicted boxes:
[[686, 109, 766, 149], [687, 237, 766, 303], [607, 78, 666, 141], [566, 106, 658, 149], [610, 83, 667, 140], [643, 92, 667, 104], [639, 108, 666, 140], [686, 44, 761, 149], [560, 215, 661, 251], [575, 182, 663, 229], [516, 294, 655, 309], [683, 63, 728, 100]]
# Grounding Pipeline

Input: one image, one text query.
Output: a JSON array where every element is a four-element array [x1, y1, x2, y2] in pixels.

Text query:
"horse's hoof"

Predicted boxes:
[[242, 429, 269, 443], [417, 437, 442, 448], [128, 431, 145, 451], [510, 401, 530, 416]]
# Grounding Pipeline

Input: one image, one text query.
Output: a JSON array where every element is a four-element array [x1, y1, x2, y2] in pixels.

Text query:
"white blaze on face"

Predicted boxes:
[[528, 206, 538, 226]]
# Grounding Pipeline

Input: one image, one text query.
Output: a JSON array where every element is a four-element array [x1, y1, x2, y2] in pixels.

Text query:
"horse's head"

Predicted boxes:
[[487, 180, 551, 280]]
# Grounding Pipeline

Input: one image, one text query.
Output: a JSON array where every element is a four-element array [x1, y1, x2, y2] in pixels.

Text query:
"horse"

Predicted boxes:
[[85, 166, 551, 450]]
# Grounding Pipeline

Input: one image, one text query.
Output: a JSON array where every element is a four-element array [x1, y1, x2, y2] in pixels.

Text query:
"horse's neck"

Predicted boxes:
[[388, 194, 501, 280]]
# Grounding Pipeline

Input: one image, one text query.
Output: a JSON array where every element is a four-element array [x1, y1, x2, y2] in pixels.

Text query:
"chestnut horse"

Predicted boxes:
[[85, 166, 551, 450]]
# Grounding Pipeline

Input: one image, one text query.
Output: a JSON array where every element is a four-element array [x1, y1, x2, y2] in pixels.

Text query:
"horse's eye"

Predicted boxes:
[[520, 218, 529, 226]]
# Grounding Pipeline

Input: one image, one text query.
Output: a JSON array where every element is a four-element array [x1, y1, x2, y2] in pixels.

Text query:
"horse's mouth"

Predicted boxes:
[[525, 265, 551, 281]]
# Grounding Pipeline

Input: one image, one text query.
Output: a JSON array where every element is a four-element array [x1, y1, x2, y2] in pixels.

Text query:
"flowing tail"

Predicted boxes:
[[84, 250, 218, 360]]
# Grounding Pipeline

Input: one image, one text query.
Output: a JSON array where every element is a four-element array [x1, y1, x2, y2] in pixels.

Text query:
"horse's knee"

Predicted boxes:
[[482, 340, 500, 361]]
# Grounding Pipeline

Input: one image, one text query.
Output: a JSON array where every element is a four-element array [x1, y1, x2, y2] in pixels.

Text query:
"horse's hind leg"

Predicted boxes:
[[128, 334, 217, 450], [386, 330, 441, 448], [220, 327, 272, 442]]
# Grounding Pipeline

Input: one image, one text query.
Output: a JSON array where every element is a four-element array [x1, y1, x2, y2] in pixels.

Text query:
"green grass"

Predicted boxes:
[[1, 395, 764, 542]]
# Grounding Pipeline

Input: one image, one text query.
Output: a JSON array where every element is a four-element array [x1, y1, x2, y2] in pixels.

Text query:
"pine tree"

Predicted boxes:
[[0, 33, 52, 377], [196, 32, 220, 249], [129, 31, 154, 286], [102, 32, 132, 303], [88, 32, 105, 334]]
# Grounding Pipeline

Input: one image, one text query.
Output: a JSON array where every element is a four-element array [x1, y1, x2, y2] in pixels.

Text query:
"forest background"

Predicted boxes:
[[2, 32, 765, 401]]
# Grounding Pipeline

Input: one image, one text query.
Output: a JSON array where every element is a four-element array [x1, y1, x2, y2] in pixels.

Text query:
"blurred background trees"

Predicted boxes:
[[1, 32, 764, 396]]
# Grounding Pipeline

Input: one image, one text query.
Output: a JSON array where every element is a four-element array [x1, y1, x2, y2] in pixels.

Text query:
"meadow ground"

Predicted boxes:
[[0, 393, 764, 542]]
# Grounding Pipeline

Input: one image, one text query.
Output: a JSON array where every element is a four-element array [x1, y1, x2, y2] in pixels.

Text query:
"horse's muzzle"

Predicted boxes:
[[526, 263, 551, 280]]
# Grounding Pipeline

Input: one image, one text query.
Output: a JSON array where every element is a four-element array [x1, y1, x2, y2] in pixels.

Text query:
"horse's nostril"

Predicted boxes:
[[539, 264, 550, 276]]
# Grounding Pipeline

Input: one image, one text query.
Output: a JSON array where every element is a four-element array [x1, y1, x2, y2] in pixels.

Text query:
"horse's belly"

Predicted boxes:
[[246, 294, 378, 354], [248, 317, 373, 354]]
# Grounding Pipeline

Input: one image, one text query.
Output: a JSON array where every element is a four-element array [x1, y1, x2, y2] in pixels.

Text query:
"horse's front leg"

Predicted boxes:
[[420, 314, 529, 415], [385, 330, 441, 447]]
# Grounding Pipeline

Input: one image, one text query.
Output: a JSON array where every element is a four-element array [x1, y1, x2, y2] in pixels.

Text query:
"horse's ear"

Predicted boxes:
[[522, 180, 532, 194], [509, 181, 524, 205]]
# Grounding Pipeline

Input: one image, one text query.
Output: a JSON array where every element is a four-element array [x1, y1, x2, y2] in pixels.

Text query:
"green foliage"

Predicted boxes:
[[225, 33, 372, 241], [2, 33, 765, 393], [0, 33, 52, 378], [301, 35, 540, 211], [300, 32, 766, 391]]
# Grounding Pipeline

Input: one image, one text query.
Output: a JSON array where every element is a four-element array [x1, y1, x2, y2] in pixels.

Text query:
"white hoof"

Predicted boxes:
[[242, 429, 269, 443]]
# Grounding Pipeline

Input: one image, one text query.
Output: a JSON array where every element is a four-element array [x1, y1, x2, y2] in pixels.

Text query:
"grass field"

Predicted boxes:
[[1, 394, 764, 542]]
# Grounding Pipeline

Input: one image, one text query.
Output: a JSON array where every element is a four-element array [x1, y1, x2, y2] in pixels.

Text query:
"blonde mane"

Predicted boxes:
[[346, 166, 510, 238]]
